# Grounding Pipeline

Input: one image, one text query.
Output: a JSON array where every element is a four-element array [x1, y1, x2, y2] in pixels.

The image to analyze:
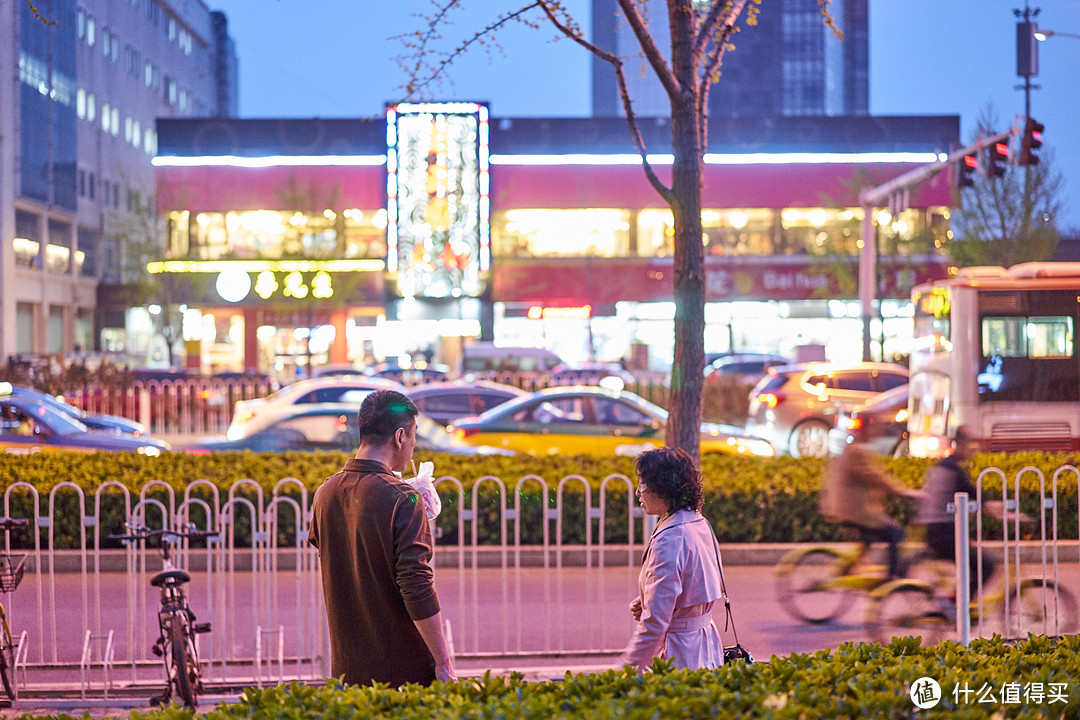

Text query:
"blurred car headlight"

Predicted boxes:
[[728, 436, 775, 457], [137, 445, 163, 457]]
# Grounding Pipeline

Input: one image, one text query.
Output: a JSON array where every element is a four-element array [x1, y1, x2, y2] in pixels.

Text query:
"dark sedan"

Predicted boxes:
[[0, 394, 169, 455], [407, 380, 526, 425], [827, 385, 910, 457], [1, 382, 148, 437]]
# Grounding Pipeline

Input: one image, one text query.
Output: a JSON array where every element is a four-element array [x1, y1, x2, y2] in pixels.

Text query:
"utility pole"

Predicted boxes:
[[1014, 5, 1041, 120]]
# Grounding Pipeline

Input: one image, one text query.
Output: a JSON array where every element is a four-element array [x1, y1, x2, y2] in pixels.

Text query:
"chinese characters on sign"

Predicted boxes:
[[910, 677, 1070, 709], [387, 102, 490, 299]]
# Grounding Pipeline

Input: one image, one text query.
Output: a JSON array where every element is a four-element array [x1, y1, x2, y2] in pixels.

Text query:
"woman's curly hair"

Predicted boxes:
[[635, 447, 703, 513]]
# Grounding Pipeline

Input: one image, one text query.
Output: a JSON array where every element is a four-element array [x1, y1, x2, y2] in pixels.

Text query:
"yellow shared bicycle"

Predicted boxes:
[[0, 517, 29, 704]]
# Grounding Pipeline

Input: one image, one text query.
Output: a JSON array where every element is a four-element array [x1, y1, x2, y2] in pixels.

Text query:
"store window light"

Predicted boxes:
[[728, 211, 748, 229], [808, 209, 827, 227]]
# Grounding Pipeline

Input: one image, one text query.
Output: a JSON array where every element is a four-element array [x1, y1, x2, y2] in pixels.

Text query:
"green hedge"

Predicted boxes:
[[17, 635, 1079, 719], [1, 451, 1078, 548]]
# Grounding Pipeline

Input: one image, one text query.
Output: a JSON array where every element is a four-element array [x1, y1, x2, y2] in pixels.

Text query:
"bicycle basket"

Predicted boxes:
[[0, 554, 26, 593]]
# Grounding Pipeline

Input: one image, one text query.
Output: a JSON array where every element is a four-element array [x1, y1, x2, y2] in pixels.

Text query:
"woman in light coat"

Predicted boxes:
[[620, 447, 725, 671]]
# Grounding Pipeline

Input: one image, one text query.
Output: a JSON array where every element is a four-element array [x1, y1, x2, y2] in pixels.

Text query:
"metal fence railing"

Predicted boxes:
[[1, 472, 653, 695]]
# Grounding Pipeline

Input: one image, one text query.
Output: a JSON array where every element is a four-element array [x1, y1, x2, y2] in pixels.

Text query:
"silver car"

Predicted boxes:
[[746, 362, 909, 458], [226, 376, 407, 440]]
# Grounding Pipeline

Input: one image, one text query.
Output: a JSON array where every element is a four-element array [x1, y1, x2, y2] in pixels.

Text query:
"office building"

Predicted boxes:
[[0, 0, 237, 362], [590, 0, 868, 118]]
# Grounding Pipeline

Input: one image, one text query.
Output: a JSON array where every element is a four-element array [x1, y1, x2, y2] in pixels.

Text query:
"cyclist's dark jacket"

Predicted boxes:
[[915, 455, 977, 525], [309, 458, 440, 686]]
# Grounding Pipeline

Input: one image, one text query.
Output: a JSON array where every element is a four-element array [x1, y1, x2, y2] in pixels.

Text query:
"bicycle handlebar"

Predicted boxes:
[[109, 523, 218, 543], [0, 517, 29, 532]]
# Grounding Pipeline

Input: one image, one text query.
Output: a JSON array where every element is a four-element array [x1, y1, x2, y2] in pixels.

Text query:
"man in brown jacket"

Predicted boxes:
[[309, 389, 456, 686]]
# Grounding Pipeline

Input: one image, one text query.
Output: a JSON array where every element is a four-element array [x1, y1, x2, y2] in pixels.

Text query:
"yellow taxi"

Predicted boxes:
[[448, 386, 774, 457], [0, 395, 169, 455]]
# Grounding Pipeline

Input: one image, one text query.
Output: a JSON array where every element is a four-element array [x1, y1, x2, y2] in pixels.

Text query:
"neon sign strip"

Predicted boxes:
[[146, 259, 385, 274], [152, 155, 387, 167], [153, 151, 942, 169]]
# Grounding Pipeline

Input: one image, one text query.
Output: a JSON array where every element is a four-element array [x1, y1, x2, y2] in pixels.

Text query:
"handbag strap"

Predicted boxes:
[[709, 526, 741, 646]]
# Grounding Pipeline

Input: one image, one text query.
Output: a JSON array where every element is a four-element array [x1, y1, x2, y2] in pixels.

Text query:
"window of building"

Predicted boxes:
[[167, 17, 176, 41], [16, 303, 35, 354], [77, 8, 85, 39], [492, 209, 630, 258], [78, 169, 86, 197], [48, 305, 64, 353], [78, 228, 97, 278], [14, 211, 41, 269], [132, 119, 141, 147], [100, 102, 110, 132], [144, 128, 157, 155], [88, 172, 95, 200], [86, 92, 95, 122], [102, 28, 110, 57], [111, 34, 119, 62], [111, 106, 119, 136], [76, 87, 86, 118], [124, 116, 132, 143], [46, 220, 72, 275], [86, 16, 95, 47]]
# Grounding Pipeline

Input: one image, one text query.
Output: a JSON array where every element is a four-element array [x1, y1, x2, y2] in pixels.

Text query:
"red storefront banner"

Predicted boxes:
[[492, 256, 949, 304]]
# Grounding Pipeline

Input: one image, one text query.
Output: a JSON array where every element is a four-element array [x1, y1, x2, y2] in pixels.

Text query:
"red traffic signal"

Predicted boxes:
[[957, 153, 977, 189], [1019, 117, 1044, 166], [987, 141, 1009, 178]]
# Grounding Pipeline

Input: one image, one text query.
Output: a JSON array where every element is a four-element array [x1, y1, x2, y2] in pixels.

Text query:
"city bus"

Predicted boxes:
[[908, 262, 1080, 457]]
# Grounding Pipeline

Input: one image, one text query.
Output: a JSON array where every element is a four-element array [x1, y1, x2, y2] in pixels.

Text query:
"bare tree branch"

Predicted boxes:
[[535, 2, 674, 204], [25, 0, 57, 25], [615, 0, 680, 100], [397, 1, 545, 98]]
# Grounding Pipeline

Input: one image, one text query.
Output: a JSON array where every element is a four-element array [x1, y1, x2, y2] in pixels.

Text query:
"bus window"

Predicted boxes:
[[979, 315, 1077, 402], [981, 316, 1073, 358]]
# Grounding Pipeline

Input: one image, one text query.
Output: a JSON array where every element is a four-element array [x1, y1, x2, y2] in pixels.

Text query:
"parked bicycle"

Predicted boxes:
[[0, 517, 28, 704], [110, 523, 215, 709], [869, 552, 1079, 645], [775, 527, 924, 624]]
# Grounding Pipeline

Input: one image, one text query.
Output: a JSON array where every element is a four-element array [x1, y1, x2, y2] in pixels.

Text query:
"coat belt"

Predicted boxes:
[[667, 613, 713, 633]]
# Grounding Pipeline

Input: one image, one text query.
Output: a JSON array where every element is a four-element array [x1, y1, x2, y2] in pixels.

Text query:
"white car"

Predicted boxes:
[[226, 376, 407, 440]]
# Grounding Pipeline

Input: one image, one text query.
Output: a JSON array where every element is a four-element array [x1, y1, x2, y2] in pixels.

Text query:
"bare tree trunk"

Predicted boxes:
[[666, 95, 705, 466]]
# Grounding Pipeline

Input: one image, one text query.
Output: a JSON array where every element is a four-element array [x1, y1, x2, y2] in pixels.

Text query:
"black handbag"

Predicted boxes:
[[710, 528, 754, 664]]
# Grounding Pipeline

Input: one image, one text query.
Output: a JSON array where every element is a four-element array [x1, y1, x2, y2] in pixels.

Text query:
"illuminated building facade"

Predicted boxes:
[[151, 112, 959, 375]]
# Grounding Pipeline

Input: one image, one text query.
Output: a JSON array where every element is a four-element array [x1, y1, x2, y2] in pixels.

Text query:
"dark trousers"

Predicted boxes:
[[853, 520, 905, 579], [925, 523, 996, 597]]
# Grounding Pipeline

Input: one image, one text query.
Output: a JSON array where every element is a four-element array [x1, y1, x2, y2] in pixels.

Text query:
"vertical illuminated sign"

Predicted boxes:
[[387, 102, 489, 298]]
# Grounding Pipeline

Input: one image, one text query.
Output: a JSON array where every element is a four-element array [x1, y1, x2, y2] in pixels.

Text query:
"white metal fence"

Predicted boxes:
[[0, 472, 652, 695], [1, 463, 1076, 696], [948, 465, 1080, 644]]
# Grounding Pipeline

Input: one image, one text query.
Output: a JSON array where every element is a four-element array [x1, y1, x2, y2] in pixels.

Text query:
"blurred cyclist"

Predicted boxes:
[[913, 427, 995, 598], [819, 440, 922, 579]]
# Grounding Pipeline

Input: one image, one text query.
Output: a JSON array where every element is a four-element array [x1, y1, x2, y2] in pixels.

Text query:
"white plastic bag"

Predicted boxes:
[[406, 461, 442, 519]]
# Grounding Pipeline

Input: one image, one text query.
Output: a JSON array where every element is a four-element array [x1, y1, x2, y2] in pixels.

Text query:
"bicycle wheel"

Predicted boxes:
[[776, 547, 850, 624], [871, 580, 948, 646], [0, 608, 15, 702], [1013, 579, 1080, 638], [168, 615, 198, 709]]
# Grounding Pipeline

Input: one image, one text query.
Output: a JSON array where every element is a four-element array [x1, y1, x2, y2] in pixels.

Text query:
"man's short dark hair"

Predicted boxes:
[[357, 390, 418, 446]]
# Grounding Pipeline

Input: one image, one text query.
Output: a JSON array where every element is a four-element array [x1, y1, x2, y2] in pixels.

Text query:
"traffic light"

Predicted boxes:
[[957, 153, 977, 189], [987, 140, 1009, 178], [1019, 117, 1044, 166]]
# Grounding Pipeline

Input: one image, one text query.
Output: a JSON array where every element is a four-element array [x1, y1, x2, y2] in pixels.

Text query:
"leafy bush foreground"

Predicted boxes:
[[13, 635, 1080, 719]]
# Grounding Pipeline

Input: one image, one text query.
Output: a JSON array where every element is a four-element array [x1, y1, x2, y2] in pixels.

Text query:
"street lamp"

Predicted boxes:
[[1034, 28, 1080, 41]]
